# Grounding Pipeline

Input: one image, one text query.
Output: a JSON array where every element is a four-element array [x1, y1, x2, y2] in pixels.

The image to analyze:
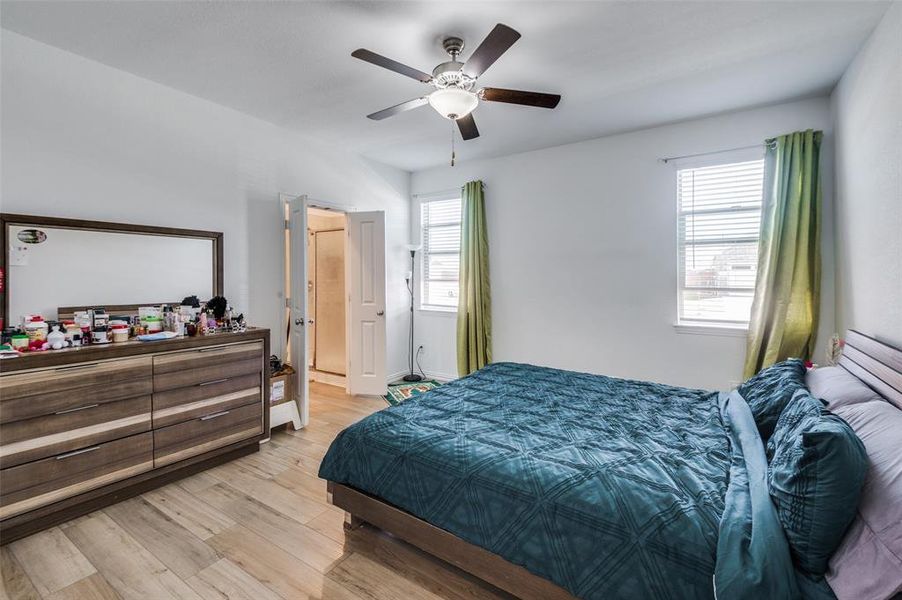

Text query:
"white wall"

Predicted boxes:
[[0, 31, 411, 376], [411, 98, 835, 390], [831, 2, 902, 348]]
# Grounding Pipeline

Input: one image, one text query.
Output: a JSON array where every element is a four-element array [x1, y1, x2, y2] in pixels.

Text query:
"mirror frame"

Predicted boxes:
[[0, 213, 223, 324]]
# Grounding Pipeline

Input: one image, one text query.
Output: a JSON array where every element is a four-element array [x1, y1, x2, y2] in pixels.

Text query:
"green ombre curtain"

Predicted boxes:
[[743, 130, 822, 378], [457, 180, 492, 376]]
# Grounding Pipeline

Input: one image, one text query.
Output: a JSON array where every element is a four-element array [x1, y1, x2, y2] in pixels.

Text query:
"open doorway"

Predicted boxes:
[[307, 207, 346, 387], [279, 194, 389, 431]]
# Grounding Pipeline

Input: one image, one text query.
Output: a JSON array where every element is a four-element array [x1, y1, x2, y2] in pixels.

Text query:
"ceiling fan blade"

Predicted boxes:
[[367, 97, 428, 120], [456, 114, 480, 140], [351, 49, 432, 83], [461, 24, 521, 79], [481, 88, 561, 109]]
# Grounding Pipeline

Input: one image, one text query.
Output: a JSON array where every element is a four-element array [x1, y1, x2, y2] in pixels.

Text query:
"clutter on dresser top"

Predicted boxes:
[[0, 295, 248, 358]]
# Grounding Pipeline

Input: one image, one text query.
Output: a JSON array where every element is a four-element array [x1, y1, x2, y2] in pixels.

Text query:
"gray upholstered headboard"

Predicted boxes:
[[839, 330, 902, 409]]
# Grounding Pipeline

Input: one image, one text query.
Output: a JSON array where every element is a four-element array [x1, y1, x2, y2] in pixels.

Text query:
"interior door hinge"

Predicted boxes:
[[284, 220, 290, 231]]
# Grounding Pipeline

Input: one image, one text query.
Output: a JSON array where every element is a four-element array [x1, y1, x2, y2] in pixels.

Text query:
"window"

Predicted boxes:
[[677, 159, 765, 328], [420, 197, 461, 310]]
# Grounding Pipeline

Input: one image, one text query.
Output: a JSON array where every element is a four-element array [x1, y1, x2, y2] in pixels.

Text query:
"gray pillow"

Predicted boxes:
[[806, 366, 881, 410], [826, 399, 902, 600]]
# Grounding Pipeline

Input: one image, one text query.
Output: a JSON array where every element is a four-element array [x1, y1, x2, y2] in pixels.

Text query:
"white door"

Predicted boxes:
[[287, 195, 309, 426], [346, 211, 387, 396]]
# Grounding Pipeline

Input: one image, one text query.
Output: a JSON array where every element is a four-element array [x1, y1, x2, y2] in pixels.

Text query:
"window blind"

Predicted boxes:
[[421, 197, 462, 309], [677, 159, 765, 326]]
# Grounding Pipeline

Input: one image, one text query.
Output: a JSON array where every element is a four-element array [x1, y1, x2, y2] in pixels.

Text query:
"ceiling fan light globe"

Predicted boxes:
[[427, 88, 478, 120]]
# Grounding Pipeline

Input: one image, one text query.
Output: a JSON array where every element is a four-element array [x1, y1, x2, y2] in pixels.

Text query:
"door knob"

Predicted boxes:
[[376, 310, 385, 316], [294, 318, 303, 326]]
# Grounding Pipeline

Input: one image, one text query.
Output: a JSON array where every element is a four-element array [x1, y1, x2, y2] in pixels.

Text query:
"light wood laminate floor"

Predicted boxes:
[[1, 383, 511, 600]]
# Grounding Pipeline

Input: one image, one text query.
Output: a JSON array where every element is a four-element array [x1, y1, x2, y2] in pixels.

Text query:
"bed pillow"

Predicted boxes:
[[806, 366, 882, 410], [739, 358, 806, 442], [826, 399, 902, 600], [766, 391, 868, 575]]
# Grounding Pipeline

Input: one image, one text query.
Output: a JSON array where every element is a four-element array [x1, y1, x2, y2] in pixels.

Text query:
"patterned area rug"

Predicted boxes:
[[384, 380, 441, 406]]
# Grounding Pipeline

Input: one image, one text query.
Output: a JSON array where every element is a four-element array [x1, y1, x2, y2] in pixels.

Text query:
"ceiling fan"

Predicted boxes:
[[352, 23, 561, 141]]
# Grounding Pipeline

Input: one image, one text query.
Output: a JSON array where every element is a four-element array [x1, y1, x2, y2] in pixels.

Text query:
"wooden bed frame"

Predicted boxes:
[[838, 330, 902, 407], [327, 481, 577, 600], [326, 329, 902, 600]]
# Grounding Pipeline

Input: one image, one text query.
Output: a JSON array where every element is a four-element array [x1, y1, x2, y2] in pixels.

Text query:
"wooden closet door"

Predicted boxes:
[[314, 229, 346, 375]]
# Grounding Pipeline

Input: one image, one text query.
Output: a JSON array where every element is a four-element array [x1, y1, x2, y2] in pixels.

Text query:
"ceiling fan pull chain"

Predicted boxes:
[[450, 119, 456, 167]]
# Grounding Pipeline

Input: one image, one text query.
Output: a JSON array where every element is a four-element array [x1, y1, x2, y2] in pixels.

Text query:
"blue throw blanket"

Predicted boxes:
[[319, 362, 810, 599]]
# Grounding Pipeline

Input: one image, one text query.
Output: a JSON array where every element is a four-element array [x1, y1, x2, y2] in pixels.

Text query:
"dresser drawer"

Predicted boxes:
[[154, 359, 261, 393], [153, 372, 260, 412], [0, 356, 153, 406], [1, 380, 153, 426], [0, 396, 152, 469], [0, 432, 153, 520], [153, 384, 261, 429], [154, 402, 263, 467], [153, 342, 264, 376]]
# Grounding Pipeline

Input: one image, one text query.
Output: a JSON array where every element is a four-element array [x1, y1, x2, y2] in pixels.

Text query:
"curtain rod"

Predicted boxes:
[[658, 142, 773, 164], [412, 183, 486, 199]]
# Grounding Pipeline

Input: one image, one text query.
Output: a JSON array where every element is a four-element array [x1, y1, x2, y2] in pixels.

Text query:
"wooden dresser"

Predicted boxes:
[[0, 329, 269, 543]]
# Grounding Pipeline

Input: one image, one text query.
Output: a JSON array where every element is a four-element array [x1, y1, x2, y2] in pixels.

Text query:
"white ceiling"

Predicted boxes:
[[1, 1, 888, 172]]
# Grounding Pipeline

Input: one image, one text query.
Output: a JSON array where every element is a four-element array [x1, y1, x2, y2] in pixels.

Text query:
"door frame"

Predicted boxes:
[[280, 194, 309, 429]]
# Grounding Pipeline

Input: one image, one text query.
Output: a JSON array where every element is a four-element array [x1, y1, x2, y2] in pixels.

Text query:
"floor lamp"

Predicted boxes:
[[404, 244, 423, 382]]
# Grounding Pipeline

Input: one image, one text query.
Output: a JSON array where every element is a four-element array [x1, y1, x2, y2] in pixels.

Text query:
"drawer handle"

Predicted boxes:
[[56, 446, 101, 460], [198, 347, 225, 353], [54, 363, 100, 372], [55, 404, 99, 415], [199, 378, 230, 387], [200, 410, 231, 421]]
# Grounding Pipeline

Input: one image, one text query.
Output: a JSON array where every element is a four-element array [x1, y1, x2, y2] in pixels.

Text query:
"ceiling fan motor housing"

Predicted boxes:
[[442, 36, 464, 58], [432, 62, 475, 90]]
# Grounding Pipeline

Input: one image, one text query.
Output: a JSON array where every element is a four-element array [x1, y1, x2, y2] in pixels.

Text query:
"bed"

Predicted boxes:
[[319, 330, 902, 600]]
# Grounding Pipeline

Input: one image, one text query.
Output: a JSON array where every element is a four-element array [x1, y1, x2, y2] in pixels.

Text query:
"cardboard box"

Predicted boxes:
[[270, 364, 296, 406]]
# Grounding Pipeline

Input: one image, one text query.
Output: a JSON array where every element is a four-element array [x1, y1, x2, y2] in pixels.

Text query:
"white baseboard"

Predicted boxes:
[[426, 371, 457, 383], [310, 370, 346, 387], [388, 370, 456, 384], [387, 370, 408, 384]]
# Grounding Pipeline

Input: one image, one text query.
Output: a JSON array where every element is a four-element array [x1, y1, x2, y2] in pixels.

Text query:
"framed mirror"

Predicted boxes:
[[1, 214, 223, 325]]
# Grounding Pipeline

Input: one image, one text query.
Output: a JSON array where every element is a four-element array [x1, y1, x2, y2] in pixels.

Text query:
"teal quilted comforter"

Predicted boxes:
[[319, 362, 811, 599]]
